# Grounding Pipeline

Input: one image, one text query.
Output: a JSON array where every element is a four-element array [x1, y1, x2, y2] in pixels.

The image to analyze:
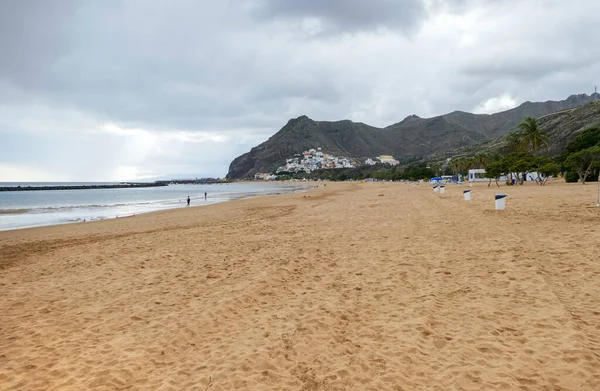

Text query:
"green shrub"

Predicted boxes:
[[564, 171, 579, 183]]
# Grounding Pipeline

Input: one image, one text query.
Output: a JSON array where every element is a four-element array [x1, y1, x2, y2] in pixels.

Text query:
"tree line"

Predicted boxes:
[[276, 163, 436, 182], [444, 118, 600, 185]]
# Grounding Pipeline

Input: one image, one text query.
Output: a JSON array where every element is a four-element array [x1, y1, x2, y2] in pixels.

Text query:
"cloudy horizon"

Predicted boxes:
[[1, 0, 599, 181]]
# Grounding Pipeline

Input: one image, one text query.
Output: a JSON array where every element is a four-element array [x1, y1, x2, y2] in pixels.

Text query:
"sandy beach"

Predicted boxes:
[[1, 181, 600, 390]]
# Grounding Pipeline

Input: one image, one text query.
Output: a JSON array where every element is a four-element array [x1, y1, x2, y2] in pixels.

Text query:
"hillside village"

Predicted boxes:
[[254, 148, 400, 180]]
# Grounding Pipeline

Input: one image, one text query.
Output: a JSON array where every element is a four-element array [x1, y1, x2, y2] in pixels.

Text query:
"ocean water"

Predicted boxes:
[[0, 182, 308, 231]]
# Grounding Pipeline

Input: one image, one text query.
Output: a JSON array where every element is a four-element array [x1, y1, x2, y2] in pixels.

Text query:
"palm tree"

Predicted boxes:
[[505, 131, 525, 152], [449, 159, 459, 176], [518, 117, 550, 153], [449, 157, 471, 177], [474, 152, 497, 168], [465, 157, 477, 172]]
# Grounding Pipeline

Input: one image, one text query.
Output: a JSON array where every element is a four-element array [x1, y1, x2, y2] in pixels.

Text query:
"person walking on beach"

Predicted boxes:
[[204, 192, 207, 201], [187, 196, 190, 207]]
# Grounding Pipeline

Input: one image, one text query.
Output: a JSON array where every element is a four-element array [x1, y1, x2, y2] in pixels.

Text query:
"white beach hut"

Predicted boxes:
[[468, 169, 487, 182]]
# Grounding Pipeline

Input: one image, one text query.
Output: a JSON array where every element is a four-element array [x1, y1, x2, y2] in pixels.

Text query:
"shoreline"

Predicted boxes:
[[0, 183, 314, 234]]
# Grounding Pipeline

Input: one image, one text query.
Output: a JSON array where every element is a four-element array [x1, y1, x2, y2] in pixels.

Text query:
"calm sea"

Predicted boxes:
[[0, 182, 308, 231]]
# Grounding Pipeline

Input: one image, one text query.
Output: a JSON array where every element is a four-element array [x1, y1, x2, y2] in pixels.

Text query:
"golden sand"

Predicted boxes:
[[1, 181, 600, 390]]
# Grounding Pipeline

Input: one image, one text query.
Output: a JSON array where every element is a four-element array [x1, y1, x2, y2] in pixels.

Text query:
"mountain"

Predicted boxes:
[[226, 117, 388, 180], [440, 93, 599, 138], [432, 99, 600, 161], [227, 93, 600, 179]]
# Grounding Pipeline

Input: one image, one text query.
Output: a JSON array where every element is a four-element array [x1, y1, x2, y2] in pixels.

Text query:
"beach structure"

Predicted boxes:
[[525, 172, 541, 181], [441, 175, 463, 184], [468, 169, 487, 182], [464, 189, 471, 201], [440, 185, 446, 194], [495, 194, 507, 210], [431, 176, 462, 185], [429, 177, 443, 185], [433, 185, 439, 192]]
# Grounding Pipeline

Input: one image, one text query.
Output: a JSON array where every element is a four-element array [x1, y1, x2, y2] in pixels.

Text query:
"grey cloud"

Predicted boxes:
[[0, 0, 79, 89], [2, 0, 600, 180], [463, 56, 597, 80], [253, 0, 427, 33]]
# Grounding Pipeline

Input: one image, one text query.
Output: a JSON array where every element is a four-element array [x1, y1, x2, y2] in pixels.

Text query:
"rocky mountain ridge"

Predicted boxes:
[[227, 93, 600, 179]]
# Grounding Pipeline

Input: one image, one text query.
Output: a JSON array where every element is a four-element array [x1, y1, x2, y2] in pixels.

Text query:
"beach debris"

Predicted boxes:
[[378, 194, 384, 197], [204, 374, 213, 391]]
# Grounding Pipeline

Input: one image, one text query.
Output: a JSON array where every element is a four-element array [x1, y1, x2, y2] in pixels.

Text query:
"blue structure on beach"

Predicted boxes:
[[430, 175, 463, 185]]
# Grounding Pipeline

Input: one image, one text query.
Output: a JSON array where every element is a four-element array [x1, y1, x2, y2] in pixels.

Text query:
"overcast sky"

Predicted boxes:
[[1, 0, 599, 181]]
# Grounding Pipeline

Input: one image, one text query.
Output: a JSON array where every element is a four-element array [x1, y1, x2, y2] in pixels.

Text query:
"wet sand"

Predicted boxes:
[[1, 181, 599, 390]]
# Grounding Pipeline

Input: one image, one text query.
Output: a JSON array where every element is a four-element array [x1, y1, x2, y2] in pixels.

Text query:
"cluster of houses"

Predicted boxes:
[[254, 173, 278, 181], [253, 148, 401, 180], [275, 148, 355, 174]]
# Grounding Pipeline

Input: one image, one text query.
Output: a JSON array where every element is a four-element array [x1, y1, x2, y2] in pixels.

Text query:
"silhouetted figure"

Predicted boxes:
[[187, 196, 190, 207], [204, 192, 207, 201]]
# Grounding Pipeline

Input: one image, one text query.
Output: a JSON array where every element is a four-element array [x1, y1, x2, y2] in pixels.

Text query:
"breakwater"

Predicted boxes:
[[0, 183, 168, 192]]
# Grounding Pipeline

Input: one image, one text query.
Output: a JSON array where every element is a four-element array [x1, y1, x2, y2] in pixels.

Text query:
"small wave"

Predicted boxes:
[[0, 208, 31, 215], [25, 201, 170, 214]]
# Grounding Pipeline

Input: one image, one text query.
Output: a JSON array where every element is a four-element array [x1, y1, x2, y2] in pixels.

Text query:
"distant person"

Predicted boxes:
[[205, 192, 207, 201], [187, 196, 190, 207]]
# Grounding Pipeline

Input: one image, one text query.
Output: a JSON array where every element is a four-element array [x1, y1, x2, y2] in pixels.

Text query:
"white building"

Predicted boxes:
[[468, 169, 487, 182], [378, 155, 400, 166], [255, 173, 277, 181]]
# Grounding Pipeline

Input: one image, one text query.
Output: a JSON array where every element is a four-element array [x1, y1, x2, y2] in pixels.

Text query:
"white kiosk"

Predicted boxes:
[[468, 169, 486, 187]]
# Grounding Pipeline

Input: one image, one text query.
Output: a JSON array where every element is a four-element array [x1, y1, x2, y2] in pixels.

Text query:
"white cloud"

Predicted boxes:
[[113, 165, 157, 182], [473, 94, 518, 114], [0, 163, 67, 182]]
